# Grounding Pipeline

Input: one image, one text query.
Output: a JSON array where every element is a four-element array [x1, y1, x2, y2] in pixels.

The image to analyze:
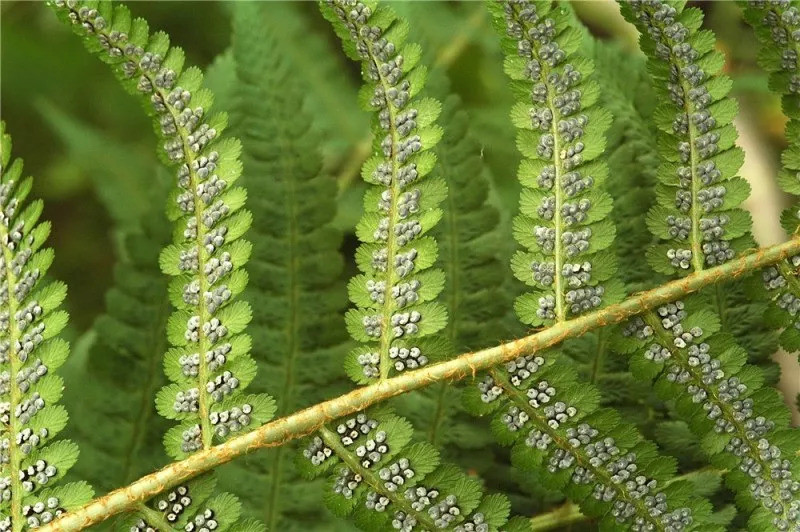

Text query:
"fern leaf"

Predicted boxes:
[[48, 1, 275, 528], [0, 122, 94, 530], [741, 1, 800, 353], [482, 2, 721, 529], [204, 3, 353, 529], [298, 408, 511, 531], [319, 0, 449, 384], [242, 2, 368, 166], [617, 2, 800, 528]]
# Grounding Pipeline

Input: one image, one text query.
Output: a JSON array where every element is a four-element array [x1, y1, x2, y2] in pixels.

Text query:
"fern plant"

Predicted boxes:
[[1, 0, 800, 531]]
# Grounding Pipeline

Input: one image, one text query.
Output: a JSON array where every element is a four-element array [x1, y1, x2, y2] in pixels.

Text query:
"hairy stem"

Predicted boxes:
[[40, 237, 800, 532]]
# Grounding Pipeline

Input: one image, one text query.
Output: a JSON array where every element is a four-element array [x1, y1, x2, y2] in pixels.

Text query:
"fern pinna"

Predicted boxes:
[[293, 2, 513, 531], [617, 1, 800, 529], [742, 1, 800, 355], [48, 1, 275, 530], [0, 123, 93, 531], [465, 2, 720, 531]]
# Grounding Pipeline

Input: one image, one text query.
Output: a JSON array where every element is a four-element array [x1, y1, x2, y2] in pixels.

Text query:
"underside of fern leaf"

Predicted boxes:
[[742, 0, 800, 355], [0, 122, 93, 531], [478, 2, 727, 530], [617, 1, 800, 529], [47, 1, 276, 529]]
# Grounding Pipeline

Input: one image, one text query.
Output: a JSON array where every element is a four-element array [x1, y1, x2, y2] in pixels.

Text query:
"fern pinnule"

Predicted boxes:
[[0, 122, 94, 531], [48, 1, 274, 529], [618, 1, 800, 528]]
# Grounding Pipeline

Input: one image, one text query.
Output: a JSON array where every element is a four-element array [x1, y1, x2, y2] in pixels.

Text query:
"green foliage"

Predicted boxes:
[[618, 2, 800, 528], [210, 2, 353, 529], [6, 1, 800, 531], [472, 2, 718, 529], [61, 172, 171, 497], [0, 122, 93, 529], [47, 0, 276, 528], [299, 408, 511, 532]]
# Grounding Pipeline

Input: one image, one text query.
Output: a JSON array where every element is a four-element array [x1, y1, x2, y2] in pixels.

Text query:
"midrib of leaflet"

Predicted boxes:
[[530, 31, 568, 323], [363, 37, 405, 381], [318, 426, 441, 530], [642, 311, 793, 524], [0, 219, 25, 532], [680, 74, 705, 273], [489, 369, 669, 532], [120, 41, 216, 449]]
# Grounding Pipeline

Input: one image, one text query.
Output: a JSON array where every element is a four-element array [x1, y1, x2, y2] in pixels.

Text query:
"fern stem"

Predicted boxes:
[[529, 501, 584, 531], [0, 224, 24, 531], [361, 40, 405, 381], [682, 78, 705, 273], [588, 327, 607, 384], [39, 237, 800, 532]]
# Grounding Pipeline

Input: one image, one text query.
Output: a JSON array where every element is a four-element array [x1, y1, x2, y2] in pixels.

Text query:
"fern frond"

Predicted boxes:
[[299, 409, 511, 531], [0, 122, 94, 530], [205, 3, 352, 529], [617, 2, 800, 528], [741, 1, 800, 353], [47, 1, 275, 528], [320, 0, 449, 384], [620, 0, 752, 275]]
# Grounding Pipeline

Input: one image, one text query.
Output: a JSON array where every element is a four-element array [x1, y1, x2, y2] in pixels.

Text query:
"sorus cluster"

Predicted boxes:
[[18, 459, 57, 493], [333, 467, 362, 499], [19, 496, 64, 529], [762, 256, 800, 330], [626, 300, 800, 529], [154, 485, 192, 524], [326, 0, 446, 382], [628, 0, 738, 269]]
